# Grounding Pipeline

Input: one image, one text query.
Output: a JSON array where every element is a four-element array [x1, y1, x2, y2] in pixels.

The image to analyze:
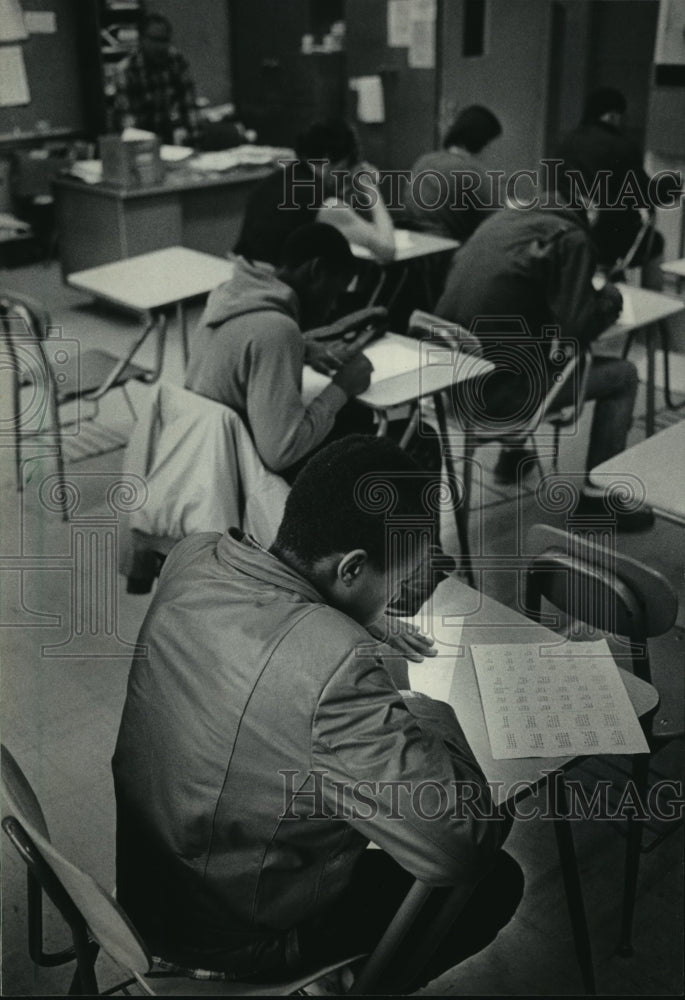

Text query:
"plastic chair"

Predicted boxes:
[[523, 524, 680, 956], [406, 311, 592, 584], [1, 744, 470, 996]]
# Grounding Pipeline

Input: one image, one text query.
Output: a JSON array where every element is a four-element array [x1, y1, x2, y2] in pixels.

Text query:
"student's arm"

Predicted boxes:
[[316, 163, 396, 264], [312, 646, 509, 885], [545, 229, 622, 348], [245, 319, 370, 472]]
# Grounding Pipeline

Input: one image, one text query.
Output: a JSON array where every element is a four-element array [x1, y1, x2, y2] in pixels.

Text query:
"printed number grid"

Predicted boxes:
[[471, 640, 650, 759]]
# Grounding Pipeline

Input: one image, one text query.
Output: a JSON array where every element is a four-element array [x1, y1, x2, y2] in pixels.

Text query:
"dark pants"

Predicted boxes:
[[454, 354, 639, 477], [296, 849, 524, 993]]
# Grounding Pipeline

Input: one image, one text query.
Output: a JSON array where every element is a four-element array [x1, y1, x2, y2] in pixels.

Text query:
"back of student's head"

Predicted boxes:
[[295, 119, 359, 165], [582, 87, 626, 124], [274, 435, 431, 570], [278, 222, 355, 280], [443, 105, 502, 153]]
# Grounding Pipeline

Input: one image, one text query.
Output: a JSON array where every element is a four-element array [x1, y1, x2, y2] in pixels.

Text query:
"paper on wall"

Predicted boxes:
[[388, 0, 412, 47], [0, 46, 30, 107], [408, 0, 436, 70], [24, 10, 57, 33], [349, 75, 385, 124]]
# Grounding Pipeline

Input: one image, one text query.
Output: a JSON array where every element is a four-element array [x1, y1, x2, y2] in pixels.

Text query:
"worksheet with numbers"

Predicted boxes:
[[472, 640, 649, 759]]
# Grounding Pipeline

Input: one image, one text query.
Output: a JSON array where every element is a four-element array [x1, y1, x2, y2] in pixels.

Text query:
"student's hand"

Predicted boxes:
[[305, 339, 351, 375], [367, 615, 437, 662], [600, 282, 623, 321], [332, 352, 373, 397]]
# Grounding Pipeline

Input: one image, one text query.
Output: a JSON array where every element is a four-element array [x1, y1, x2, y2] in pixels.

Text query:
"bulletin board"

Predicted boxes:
[[0, 0, 85, 140]]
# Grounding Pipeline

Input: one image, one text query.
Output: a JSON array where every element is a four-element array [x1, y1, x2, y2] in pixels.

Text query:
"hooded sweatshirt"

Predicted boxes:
[[186, 258, 347, 473]]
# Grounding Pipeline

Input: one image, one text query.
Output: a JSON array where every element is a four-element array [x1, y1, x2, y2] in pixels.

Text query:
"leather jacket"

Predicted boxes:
[[113, 529, 506, 974]]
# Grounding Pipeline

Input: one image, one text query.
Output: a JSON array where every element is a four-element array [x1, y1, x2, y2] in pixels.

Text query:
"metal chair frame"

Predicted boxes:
[[523, 524, 680, 957], [1, 291, 166, 520], [1, 744, 476, 996]]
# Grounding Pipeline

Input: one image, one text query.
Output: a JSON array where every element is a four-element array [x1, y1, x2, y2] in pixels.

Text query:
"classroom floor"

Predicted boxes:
[[1, 261, 683, 996]]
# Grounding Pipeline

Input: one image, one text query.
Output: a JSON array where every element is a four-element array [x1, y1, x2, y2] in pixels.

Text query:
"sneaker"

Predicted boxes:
[[493, 446, 537, 485], [574, 493, 655, 532]]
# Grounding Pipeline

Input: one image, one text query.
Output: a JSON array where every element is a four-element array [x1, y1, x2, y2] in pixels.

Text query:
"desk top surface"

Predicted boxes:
[[68, 247, 234, 311], [661, 258, 685, 279], [592, 420, 685, 523], [351, 229, 459, 263], [415, 575, 658, 805], [605, 283, 684, 335], [54, 163, 274, 201], [303, 332, 493, 410]]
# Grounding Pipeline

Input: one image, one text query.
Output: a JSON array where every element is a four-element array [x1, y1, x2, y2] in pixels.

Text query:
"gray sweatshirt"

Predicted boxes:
[[185, 258, 346, 473]]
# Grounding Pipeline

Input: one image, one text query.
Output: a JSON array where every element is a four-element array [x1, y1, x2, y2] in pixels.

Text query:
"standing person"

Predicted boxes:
[[113, 12, 198, 145], [112, 435, 523, 992], [235, 119, 396, 265], [435, 177, 654, 531], [404, 104, 503, 243], [555, 87, 664, 287]]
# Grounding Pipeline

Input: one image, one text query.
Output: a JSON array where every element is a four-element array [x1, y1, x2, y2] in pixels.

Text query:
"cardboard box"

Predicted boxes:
[[99, 134, 165, 188]]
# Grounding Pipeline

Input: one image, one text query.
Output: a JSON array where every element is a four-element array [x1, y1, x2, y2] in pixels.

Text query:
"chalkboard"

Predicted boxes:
[[0, 0, 85, 140]]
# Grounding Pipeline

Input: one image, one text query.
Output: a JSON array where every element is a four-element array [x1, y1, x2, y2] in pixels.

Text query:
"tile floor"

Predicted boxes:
[[1, 261, 683, 996]]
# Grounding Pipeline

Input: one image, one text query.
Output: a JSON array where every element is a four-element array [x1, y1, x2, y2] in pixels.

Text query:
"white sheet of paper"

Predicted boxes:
[[24, 10, 56, 33], [349, 75, 385, 124], [472, 639, 649, 759], [407, 612, 464, 703], [617, 291, 637, 325], [388, 0, 412, 46], [0, 46, 30, 107]]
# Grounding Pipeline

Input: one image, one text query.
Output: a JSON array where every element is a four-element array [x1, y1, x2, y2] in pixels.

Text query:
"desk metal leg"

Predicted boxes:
[[177, 302, 188, 368], [646, 325, 656, 437], [550, 774, 597, 995], [617, 752, 650, 957], [433, 392, 474, 587], [659, 321, 685, 411]]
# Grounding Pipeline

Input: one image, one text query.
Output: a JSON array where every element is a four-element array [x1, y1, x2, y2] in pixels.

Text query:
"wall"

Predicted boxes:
[[147, 0, 231, 105], [439, 0, 553, 178], [0, 0, 85, 139]]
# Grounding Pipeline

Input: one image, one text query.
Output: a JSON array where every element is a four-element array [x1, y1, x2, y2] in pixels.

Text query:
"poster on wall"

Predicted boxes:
[[408, 0, 436, 69]]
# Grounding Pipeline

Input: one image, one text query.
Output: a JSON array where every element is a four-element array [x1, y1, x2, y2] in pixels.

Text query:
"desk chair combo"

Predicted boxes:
[[405, 311, 592, 584], [523, 524, 681, 957], [1, 292, 165, 519], [1, 744, 480, 997]]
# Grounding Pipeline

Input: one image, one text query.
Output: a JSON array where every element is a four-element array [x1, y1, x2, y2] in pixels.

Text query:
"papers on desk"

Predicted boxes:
[[472, 640, 649, 759], [350, 228, 414, 260], [363, 337, 420, 382], [407, 612, 464, 703], [69, 160, 103, 184], [616, 289, 636, 325], [192, 145, 295, 172]]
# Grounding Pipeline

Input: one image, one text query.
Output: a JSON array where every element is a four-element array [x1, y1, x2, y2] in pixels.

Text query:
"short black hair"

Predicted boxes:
[[582, 87, 626, 124], [278, 222, 355, 280], [443, 105, 502, 153], [295, 120, 359, 164], [140, 12, 172, 38], [273, 435, 433, 570]]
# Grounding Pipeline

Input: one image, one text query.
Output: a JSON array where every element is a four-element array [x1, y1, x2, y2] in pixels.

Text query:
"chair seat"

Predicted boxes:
[[57, 348, 150, 401]]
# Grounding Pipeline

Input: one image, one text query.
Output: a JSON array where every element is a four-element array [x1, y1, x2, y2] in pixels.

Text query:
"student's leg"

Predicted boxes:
[[295, 848, 524, 992], [581, 356, 638, 472]]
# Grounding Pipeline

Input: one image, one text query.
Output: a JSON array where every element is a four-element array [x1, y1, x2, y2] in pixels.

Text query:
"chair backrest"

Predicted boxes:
[[1, 744, 152, 986], [525, 524, 678, 679]]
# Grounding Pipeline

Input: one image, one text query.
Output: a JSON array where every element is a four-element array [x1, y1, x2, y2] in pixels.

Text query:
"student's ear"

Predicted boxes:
[[337, 549, 368, 587]]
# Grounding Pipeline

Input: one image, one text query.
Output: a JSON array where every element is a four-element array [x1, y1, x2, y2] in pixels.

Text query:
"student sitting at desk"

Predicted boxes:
[[186, 223, 380, 480], [435, 174, 654, 532], [234, 119, 396, 266], [403, 104, 502, 243], [112, 435, 523, 991]]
